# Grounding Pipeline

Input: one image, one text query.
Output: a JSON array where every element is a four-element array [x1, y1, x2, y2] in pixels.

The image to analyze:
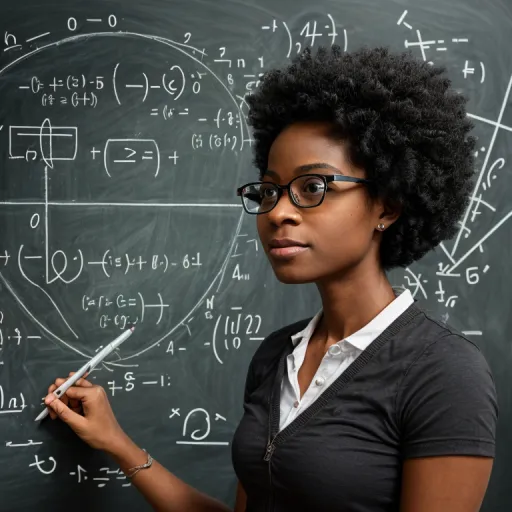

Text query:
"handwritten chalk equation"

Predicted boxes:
[[0, 384, 27, 415]]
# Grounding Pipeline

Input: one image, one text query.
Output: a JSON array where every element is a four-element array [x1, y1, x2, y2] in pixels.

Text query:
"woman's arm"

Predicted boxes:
[[45, 375, 234, 512], [234, 482, 248, 512], [108, 433, 232, 512], [396, 335, 497, 511], [400, 456, 493, 512]]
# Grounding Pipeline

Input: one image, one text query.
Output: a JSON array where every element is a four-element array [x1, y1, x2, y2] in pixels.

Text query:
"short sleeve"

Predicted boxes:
[[396, 334, 498, 459]]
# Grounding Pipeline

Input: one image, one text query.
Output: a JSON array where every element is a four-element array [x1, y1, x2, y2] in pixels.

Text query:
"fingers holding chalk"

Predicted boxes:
[[45, 372, 93, 420]]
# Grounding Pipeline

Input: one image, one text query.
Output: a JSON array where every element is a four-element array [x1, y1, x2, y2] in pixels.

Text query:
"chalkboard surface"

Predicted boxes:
[[0, 0, 510, 510]]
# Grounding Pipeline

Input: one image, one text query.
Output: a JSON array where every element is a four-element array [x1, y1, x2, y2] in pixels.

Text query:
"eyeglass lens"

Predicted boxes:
[[241, 175, 327, 214]]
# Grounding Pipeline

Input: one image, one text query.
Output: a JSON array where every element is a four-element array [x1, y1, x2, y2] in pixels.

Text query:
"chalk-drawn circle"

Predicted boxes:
[[67, 17, 77, 32], [39, 117, 54, 169], [29, 213, 40, 229], [0, 31, 250, 362]]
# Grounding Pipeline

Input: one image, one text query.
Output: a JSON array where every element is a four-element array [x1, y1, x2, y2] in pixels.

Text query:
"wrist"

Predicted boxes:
[[105, 432, 145, 468]]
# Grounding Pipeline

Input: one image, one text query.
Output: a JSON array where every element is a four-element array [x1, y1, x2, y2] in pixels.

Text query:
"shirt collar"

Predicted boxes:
[[290, 287, 414, 351]]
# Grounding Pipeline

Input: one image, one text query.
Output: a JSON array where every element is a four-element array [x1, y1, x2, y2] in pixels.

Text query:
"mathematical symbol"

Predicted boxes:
[[463, 61, 485, 83], [169, 408, 181, 418], [91, 147, 101, 159], [26, 32, 51, 43], [50, 78, 63, 92], [136, 256, 147, 269], [150, 109, 158, 116], [246, 239, 258, 251], [213, 59, 232, 67], [114, 147, 136, 163], [397, 10, 413, 29], [93, 477, 109, 488], [404, 30, 435, 62], [108, 381, 123, 396], [4, 32, 22, 52], [29, 455, 57, 475], [261, 20, 278, 31], [160, 374, 171, 387], [168, 150, 179, 164], [463, 60, 475, 78], [446, 295, 458, 308], [70, 465, 88, 483]]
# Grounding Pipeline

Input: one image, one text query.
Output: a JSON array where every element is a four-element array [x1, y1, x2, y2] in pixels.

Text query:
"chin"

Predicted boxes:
[[271, 265, 320, 285]]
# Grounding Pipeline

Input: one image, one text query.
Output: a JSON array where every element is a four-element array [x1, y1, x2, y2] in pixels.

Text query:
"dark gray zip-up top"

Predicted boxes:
[[231, 302, 498, 512]]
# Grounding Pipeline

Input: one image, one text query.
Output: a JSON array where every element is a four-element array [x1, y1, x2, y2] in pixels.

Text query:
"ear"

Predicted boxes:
[[375, 198, 402, 231]]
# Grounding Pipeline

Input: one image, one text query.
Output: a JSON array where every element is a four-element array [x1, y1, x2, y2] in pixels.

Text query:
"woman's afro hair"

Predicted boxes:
[[246, 45, 476, 270]]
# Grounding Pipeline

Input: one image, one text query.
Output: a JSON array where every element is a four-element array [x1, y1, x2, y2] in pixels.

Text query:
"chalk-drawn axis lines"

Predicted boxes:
[[450, 73, 512, 258]]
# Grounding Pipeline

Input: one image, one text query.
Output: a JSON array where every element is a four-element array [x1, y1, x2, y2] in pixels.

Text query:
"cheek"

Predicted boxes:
[[256, 216, 268, 251], [313, 206, 374, 261]]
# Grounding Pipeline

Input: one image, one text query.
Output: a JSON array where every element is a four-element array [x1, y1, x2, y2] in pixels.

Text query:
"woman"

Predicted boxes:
[[44, 46, 498, 511]]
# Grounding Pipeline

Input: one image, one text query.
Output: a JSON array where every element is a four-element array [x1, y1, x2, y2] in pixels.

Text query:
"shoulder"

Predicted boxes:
[[405, 304, 494, 379], [396, 305, 498, 428], [395, 305, 498, 458]]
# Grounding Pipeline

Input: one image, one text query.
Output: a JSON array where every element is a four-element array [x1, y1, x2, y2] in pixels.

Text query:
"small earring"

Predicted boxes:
[[377, 223, 385, 231]]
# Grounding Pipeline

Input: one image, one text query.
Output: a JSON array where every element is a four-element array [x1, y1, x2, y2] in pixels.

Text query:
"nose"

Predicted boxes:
[[265, 189, 302, 226]]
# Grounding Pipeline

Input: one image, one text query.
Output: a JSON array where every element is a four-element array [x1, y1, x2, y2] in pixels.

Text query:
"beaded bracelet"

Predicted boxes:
[[125, 449, 153, 479]]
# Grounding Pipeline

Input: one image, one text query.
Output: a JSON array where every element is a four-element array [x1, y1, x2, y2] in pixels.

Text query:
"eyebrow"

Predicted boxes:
[[264, 162, 344, 179]]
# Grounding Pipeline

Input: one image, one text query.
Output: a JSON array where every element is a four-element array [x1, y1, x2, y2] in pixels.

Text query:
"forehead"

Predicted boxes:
[[267, 121, 351, 172]]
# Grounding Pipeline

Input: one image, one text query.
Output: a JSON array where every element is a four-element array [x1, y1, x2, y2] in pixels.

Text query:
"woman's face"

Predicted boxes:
[[256, 121, 388, 285]]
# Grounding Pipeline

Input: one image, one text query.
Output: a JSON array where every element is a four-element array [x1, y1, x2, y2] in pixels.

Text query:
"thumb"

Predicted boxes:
[[45, 393, 86, 429]]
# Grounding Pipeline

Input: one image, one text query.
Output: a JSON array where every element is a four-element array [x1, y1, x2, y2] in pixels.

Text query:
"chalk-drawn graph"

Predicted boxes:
[[0, 30, 252, 366]]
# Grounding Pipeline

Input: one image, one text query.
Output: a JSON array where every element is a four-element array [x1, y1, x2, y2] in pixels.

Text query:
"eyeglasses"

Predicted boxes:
[[236, 174, 372, 215]]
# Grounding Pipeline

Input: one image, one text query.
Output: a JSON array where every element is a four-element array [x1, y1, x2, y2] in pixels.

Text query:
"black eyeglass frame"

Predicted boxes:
[[236, 174, 373, 214]]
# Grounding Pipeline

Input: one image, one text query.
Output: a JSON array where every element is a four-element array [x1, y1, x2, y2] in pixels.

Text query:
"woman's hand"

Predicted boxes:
[[44, 373, 128, 452]]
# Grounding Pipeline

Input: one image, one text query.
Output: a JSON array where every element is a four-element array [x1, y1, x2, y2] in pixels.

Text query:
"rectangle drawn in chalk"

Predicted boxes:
[[8, 125, 78, 163]]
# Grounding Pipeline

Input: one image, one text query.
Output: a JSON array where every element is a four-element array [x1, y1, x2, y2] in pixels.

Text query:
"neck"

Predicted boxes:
[[314, 259, 397, 346]]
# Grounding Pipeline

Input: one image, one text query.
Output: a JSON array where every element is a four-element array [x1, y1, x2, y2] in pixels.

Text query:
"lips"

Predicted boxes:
[[268, 238, 309, 259]]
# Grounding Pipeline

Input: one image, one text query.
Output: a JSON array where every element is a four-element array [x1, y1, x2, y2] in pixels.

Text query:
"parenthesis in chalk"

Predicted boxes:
[[212, 314, 223, 364], [101, 249, 111, 278], [138, 292, 145, 323], [113, 62, 121, 106]]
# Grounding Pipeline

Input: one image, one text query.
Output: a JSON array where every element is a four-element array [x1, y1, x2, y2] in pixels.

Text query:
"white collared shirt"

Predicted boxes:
[[279, 288, 414, 431]]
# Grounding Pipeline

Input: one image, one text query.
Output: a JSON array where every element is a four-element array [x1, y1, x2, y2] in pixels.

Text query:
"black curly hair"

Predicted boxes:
[[246, 45, 476, 270]]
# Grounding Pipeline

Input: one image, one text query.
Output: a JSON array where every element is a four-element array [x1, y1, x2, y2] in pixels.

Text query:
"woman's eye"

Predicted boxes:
[[303, 181, 324, 194], [261, 187, 276, 198]]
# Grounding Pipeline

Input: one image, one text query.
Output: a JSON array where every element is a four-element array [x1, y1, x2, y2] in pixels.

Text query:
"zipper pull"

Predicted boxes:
[[263, 441, 275, 462]]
